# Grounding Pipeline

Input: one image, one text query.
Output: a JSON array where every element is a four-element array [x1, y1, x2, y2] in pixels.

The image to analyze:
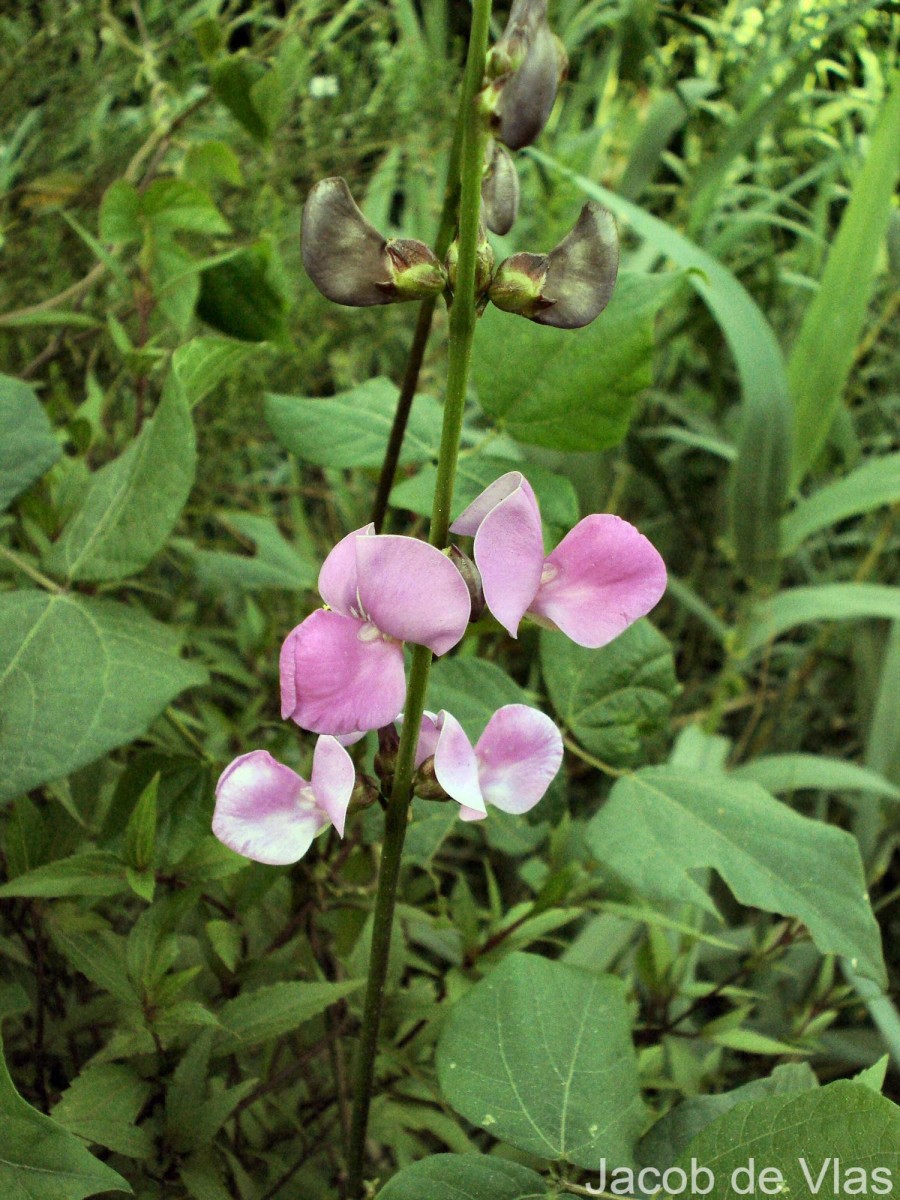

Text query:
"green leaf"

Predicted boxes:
[[176, 512, 317, 592], [436, 953, 646, 1167], [0, 1036, 131, 1198], [584, 768, 886, 987], [529, 152, 792, 584], [392, 455, 579, 532], [217, 979, 364, 1047], [780, 453, 900, 554], [789, 75, 900, 487], [123, 773, 159, 872], [472, 272, 676, 452], [0, 591, 207, 804], [211, 57, 271, 141], [377, 1155, 549, 1199], [745, 584, 900, 653], [44, 384, 196, 581], [52, 1063, 153, 1159], [98, 179, 142, 244], [0, 373, 61, 510], [171, 336, 262, 409], [638, 1062, 818, 1170], [675, 1081, 900, 1198], [141, 178, 230, 235], [48, 925, 137, 1005], [731, 754, 900, 803], [183, 141, 244, 189], [196, 245, 287, 342], [541, 621, 678, 767], [0, 851, 127, 899], [265, 378, 443, 469], [427, 658, 530, 742]]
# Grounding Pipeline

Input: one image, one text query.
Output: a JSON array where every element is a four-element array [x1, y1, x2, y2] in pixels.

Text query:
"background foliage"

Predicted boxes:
[[0, 1, 898, 1197]]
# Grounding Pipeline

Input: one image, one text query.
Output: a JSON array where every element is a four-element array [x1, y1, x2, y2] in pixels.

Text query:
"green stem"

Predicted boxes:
[[370, 93, 467, 534], [345, 2, 491, 1193]]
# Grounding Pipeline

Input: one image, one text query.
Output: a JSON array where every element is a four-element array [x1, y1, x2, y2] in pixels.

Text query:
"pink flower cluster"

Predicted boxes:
[[212, 473, 666, 864]]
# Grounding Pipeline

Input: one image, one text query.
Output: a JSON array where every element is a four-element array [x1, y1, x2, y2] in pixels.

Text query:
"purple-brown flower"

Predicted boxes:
[[451, 472, 666, 647]]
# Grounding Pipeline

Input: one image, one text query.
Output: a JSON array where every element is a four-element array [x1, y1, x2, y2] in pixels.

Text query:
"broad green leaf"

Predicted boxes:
[[52, 1063, 153, 1159], [731, 754, 900, 802], [265, 378, 443, 469], [745, 584, 900, 653], [211, 57, 270, 141], [585, 768, 886, 987], [171, 336, 262, 409], [141, 178, 230, 235], [638, 1062, 818, 1169], [674, 1081, 900, 1198], [217, 979, 364, 1047], [541, 621, 678, 767], [48, 925, 137, 1006], [0, 373, 61, 510], [0, 851, 127, 899], [98, 179, 142, 243], [183, 140, 244, 189], [471, 272, 676, 452], [196, 245, 287, 342], [392, 455, 578, 532], [427, 658, 530, 742], [789, 75, 900, 486], [378, 1155, 549, 1199], [175, 512, 316, 592], [529, 152, 792, 584], [0, 1035, 131, 1198], [44, 385, 196, 581], [0, 591, 207, 804], [780, 453, 900, 554], [436, 953, 646, 1167]]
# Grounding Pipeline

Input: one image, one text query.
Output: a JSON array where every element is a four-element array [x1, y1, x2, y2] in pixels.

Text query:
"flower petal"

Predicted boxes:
[[355, 535, 471, 655], [310, 736, 356, 837], [414, 711, 441, 768], [318, 524, 373, 615], [280, 609, 407, 735], [453, 473, 544, 638], [433, 711, 487, 815], [529, 514, 667, 648], [475, 704, 562, 815], [212, 750, 323, 865], [458, 804, 488, 823]]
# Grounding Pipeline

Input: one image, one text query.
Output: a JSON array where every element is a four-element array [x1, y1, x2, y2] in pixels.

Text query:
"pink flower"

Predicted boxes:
[[415, 704, 562, 821], [450, 472, 666, 648], [212, 740, 355, 865], [280, 525, 471, 736]]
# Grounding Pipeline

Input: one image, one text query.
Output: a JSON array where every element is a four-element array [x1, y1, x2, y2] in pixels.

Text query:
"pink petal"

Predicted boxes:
[[468, 475, 544, 638], [310, 736, 356, 837], [433, 711, 487, 815], [528, 514, 667, 648], [414, 711, 441, 768], [458, 804, 487, 823], [280, 609, 407, 735], [212, 750, 324, 865], [450, 471, 528, 537], [475, 704, 563, 815], [318, 524, 374, 615], [355, 535, 470, 655]]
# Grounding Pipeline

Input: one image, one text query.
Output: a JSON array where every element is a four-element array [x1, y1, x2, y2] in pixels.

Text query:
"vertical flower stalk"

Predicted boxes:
[[344, 1, 493, 1194]]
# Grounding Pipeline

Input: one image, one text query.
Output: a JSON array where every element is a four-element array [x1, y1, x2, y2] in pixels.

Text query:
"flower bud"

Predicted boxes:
[[412, 756, 449, 800], [445, 219, 495, 303], [488, 202, 619, 329], [485, 0, 568, 151], [374, 722, 400, 790], [302, 177, 445, 307], [447, 545, 485, 622], [481, 140, 520, 236], [349, 774, 381, 813]]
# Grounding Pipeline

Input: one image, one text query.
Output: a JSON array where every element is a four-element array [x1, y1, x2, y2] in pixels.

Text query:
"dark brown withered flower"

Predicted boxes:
[[488, 201, 619, 329], [302, 178, 446, 307], [486, 0, 568, 151]]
